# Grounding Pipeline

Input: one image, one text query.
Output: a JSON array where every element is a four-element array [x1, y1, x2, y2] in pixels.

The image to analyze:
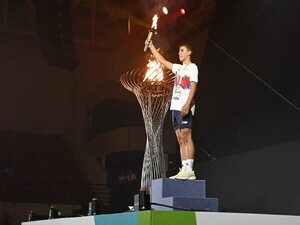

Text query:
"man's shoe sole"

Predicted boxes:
[[175, 176, 196, 180]]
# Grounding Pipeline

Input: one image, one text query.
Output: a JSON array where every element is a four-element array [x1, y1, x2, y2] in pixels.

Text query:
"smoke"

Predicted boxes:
[[139, 0, 164, 18]]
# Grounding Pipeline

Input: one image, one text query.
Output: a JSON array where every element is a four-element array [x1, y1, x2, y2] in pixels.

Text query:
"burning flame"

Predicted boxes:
[[143, 15, 162, 82], [143, 58, 163, 82], [151, 14, 158, 30]]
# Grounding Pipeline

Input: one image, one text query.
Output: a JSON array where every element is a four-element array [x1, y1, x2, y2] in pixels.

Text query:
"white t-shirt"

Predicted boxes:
[[171, 63, 198, 114]]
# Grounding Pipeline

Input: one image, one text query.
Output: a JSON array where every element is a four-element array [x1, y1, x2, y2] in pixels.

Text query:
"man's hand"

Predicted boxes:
[[145, 41, 173, 71], [145, 39, 152, 49], [181, 103, 190, 116], [145, 39, 151, 45]]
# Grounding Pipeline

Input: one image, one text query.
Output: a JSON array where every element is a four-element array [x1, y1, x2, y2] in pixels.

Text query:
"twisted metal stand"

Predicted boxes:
[[120, 66, 174, 193]]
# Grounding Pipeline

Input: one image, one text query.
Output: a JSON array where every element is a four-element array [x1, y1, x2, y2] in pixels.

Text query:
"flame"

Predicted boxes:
[[143, 15, 161, 82], [143, 58, 163, 82], [151, 14, 158, 30]]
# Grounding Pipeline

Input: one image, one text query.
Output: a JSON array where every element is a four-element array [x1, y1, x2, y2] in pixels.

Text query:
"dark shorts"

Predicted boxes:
[[172, 110, 193, 131]]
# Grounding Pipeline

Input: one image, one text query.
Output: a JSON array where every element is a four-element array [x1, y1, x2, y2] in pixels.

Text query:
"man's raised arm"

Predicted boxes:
[[148, 41, 173, 71]]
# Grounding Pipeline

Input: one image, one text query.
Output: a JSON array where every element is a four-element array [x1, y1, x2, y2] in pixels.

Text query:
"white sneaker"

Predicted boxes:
[[169, 166, 186, 179], [175, 170, 196, 180]]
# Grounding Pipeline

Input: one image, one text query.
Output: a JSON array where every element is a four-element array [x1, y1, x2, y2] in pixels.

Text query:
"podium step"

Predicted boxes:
[[152, 178, 206, 198], [151, 178, 219, 212], [152, 196, 219, 212]]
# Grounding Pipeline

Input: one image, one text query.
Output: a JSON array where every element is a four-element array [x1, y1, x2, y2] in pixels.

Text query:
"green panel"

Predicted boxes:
[[137, 211, 151, 225], [149, 211, 197, 225]]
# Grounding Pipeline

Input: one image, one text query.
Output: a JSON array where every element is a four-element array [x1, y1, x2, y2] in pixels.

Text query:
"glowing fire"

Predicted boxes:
[[143, 58, 163, 82], [151, 14, 158, 29], [143, 14, 162, 82]]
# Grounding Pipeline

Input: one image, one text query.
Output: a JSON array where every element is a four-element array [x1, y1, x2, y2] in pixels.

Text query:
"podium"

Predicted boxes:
[[151, 178, 219, 212]]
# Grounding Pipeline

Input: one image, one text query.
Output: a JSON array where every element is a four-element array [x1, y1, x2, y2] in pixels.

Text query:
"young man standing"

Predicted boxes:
[[147, 41, 198, 180]]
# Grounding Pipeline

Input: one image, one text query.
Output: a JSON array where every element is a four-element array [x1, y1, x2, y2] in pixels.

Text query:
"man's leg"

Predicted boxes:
[[171, 111, 186, 170], [169, 129, 185, 179], [169, 110, 196, 179], [170, 128, 196, 180], [181, 128, 195, 172], [175, 128, 185, 162]]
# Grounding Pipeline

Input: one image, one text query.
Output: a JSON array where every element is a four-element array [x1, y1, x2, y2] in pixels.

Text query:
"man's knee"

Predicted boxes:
[[176, 129, 190, 144], [182, 128, 192, 139], [176, 130, 184, 145]]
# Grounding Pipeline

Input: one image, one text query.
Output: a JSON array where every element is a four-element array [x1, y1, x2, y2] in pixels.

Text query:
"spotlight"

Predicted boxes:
[[162, 7, 168, 15], [180, 8, 186, 15]]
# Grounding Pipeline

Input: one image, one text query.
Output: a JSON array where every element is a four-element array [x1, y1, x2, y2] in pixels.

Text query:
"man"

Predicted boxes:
[[147, 41, 198, 180]]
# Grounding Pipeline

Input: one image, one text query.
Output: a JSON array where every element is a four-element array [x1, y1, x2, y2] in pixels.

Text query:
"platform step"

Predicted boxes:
[[151, 178, 219, 212], [152, 178, 206, 199], [151, 196, 219, 212]]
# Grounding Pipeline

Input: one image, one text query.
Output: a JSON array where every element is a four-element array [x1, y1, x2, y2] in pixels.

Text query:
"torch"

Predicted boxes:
[[144, 15, 158, 52]]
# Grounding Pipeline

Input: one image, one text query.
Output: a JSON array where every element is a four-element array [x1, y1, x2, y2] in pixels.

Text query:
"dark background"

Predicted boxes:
[[194, 0, 300, 158]]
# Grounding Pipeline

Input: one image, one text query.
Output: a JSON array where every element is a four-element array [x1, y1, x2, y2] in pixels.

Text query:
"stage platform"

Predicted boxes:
[[22, 210, 300, 225]]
